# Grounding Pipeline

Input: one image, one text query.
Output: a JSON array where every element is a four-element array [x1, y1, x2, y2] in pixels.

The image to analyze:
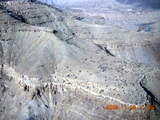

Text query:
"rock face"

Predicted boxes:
[[0, 1, 159, 120]]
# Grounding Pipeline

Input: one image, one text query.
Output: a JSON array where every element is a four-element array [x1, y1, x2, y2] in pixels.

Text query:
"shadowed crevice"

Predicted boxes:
[[0, 4, 28, 23], [140, 81, 160, 106], [95, 44, 115, 57]]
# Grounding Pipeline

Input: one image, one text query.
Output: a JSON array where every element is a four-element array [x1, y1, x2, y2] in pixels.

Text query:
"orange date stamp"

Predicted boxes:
[[103, 104, 155, 111]]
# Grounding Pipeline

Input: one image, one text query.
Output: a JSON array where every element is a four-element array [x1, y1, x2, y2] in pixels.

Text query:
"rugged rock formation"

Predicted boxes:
[[0, 1, 159, 120]]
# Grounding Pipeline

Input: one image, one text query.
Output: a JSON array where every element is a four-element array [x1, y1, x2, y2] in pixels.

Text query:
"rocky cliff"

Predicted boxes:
[[0, 1, 159, 120]]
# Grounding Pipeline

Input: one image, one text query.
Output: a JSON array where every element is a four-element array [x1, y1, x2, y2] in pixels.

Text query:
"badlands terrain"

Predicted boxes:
[[0, 0, 160, 120]]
